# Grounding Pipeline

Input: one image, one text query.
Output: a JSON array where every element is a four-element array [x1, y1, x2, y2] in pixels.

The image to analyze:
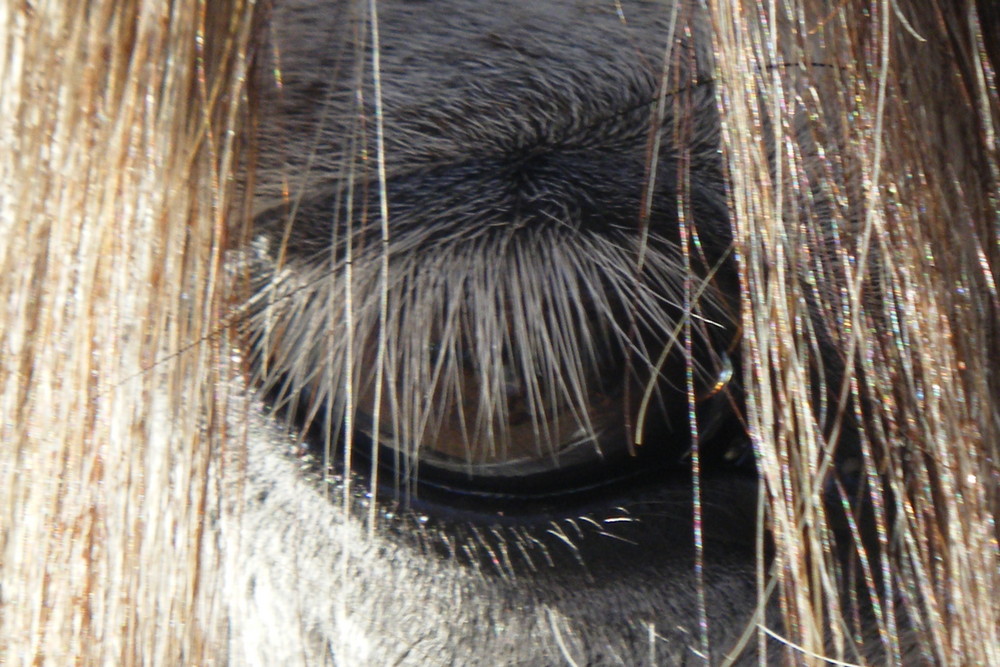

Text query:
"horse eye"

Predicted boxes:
[[356, 348, 625, 470], [348, 342, 742, 505]]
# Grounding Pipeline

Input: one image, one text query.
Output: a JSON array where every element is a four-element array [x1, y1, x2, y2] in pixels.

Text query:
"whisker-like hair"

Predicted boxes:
[[5, 0, 996, 663], [247, 217, 737, 478]]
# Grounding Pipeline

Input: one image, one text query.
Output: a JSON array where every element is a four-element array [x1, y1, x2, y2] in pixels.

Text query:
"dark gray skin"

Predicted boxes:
[[227, 1, 774, 664]]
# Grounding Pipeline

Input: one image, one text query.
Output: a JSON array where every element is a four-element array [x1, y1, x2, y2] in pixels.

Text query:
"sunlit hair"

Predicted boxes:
[[0, 2, 259, 662], [1, 1, 996, 664], [710, 0, 999, 662]]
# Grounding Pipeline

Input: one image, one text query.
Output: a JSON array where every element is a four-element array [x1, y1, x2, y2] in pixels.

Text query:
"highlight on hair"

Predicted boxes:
[[0, 2, 259, 663], [0, 0, 996, 664], [708, 0, 999, 662]]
